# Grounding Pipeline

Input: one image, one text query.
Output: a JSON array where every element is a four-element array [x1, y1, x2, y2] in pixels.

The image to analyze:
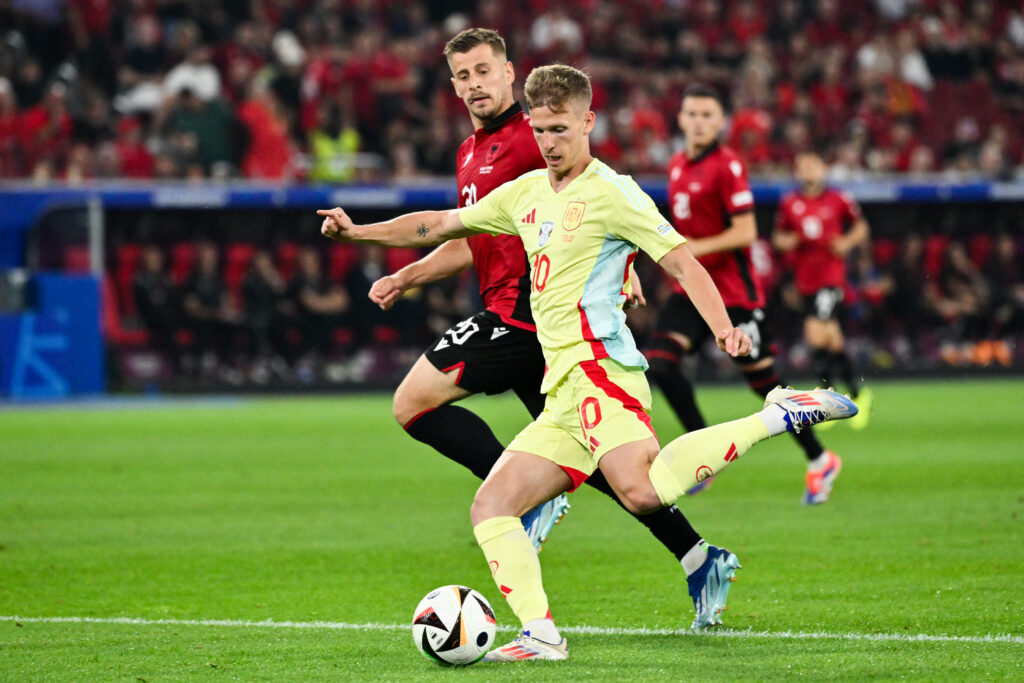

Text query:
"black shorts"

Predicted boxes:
[[647, 293, 776, 366], [424, 310, 545, 396], [803, 287, 845, 322]]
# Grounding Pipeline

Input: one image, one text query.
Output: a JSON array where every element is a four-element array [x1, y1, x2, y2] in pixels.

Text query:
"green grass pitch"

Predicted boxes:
[[1, 379, 1022, 680]]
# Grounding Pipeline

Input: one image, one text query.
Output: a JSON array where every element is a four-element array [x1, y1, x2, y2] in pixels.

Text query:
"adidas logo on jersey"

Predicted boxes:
[[521, 209, 537, 224]]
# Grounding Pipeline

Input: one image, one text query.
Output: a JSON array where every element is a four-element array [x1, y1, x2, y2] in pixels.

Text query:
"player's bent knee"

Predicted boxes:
[[616, 482, 663, 516]]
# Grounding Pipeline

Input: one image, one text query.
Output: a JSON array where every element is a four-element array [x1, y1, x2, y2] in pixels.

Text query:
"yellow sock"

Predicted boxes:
[[648, 415, 770, 505], [473, 516, 550, 625]]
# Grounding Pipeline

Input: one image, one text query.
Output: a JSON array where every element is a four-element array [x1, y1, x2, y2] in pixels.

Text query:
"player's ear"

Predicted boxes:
[[583, 110, 595, 135], [504, 60, 514, 85]]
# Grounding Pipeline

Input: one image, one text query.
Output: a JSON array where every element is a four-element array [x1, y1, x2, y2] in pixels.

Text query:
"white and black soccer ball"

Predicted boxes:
[[412, 585, 496, 666]]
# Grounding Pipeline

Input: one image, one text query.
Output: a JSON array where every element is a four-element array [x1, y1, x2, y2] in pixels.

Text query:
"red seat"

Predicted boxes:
[[115, 243, 142, 317], [872, 238, 898, 268], [101, 274, 149, 347], [968, 234, 992, 269], [276, 242, 299, 281], [224, 243, 256, 303], [328, 243, 359, 281], [386, 248, 419, 274], [63, 245, 91, 273], [170, 243, 198, 284], [923, 235, 950, 280]]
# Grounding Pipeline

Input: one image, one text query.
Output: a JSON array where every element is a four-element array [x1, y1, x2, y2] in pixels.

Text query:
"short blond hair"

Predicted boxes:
[[443, 28, 506, 61], [524, 64, 592, 112]]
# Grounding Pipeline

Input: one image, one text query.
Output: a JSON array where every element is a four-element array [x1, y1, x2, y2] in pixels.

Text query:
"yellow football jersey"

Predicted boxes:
[[459, 158, 686, 392]]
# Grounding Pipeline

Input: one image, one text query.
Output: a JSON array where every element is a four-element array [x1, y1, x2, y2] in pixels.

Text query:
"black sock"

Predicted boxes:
[[649, 358, 707, 431], [404, 405, 503, 481], [586, 469, 701, 560], [811, 349, 832, 388], [745, 365, 823, 462], [792, 427, 825, 462], [830, 351, 859, 398]]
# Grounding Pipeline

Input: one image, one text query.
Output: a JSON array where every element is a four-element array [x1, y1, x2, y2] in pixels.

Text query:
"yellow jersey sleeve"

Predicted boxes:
[[458, 178, 518, 235], [607, 176, 685, 262]]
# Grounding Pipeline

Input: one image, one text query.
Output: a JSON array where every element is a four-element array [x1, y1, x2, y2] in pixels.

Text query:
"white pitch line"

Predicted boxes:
[[1, 615, 1021, 646]]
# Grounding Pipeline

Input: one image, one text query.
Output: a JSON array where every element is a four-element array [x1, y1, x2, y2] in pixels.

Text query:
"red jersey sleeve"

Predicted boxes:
[[838, 190, 861, 225], [774, 195, 795, 233], [720, 154, 754, 215]]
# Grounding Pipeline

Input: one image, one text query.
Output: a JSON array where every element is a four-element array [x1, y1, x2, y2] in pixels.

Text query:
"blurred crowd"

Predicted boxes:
[[1, 0, 1023, 182], [101, 228, 1021, 387]]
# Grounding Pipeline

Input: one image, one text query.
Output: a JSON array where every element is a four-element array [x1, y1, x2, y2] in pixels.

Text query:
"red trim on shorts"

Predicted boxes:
[[403, 408, 435, 430], [559, 464, 590, 492], [441, 361, 466, 385], [579, 359, 656, 436], [576, 299, 609, 360], [494, 311, 537, 333]]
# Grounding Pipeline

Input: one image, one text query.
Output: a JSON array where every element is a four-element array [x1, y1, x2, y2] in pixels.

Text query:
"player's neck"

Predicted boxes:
[[547, 153, 593, 193], [470, 97, 516, 131], [686, 140, 717, 160], [801, 183, 825, 197]]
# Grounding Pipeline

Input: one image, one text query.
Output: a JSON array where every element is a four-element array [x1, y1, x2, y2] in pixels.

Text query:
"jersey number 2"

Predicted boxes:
[[461, 183, 478, 206]]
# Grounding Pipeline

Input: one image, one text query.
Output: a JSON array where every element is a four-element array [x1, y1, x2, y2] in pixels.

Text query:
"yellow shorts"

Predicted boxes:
[[506, 358, 658, 491]]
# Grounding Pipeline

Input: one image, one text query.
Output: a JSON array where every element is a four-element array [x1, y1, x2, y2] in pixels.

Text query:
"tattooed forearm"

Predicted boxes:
[[416, 224, 430, 238]]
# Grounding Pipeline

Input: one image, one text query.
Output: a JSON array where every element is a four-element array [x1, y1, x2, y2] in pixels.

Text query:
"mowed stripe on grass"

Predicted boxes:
[[2, 615, 1022, 645]]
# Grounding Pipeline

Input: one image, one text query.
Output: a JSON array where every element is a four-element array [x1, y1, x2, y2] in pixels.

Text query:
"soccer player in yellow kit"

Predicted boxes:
[[319, 65, 857, 662]]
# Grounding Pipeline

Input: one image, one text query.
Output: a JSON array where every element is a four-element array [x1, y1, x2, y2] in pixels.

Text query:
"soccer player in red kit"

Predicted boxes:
[[773, 149, 871, 429], [369, 30, 720, 572], [645, 84, 843, 504]]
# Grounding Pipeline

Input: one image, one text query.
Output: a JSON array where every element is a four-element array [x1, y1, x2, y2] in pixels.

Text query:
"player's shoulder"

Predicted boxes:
[[589, 159, 652, 209], [779, 190, 799, 207], [716, 145, 749, 176]]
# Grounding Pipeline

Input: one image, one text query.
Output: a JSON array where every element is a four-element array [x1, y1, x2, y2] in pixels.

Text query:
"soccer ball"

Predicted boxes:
[[412, 585, 496, 666]]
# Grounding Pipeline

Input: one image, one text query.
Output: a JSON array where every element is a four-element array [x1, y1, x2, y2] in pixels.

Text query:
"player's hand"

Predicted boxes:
[[773, 231, 799, 252], [625, 268, 646, 309], [716, 327, 751, 357], [369, 274, 405, 311], [317, 207, 356, 241]]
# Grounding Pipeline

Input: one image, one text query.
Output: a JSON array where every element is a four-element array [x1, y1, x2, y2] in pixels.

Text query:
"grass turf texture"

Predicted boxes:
[[1, 379, 1021, 680]]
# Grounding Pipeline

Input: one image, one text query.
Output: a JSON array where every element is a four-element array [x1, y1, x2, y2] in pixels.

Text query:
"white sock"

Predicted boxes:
[[680, 540, 709, 576], [523, 617, 560, 644], [807, 451, 829, 470], [756, 404, 790, 437]]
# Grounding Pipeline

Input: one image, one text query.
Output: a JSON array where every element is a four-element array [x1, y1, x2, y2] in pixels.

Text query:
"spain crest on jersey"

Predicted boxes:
[[562, 201, 586, 231]]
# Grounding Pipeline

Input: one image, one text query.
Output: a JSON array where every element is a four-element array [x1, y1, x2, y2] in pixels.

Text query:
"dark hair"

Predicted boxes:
[[525, 64, 592, 111], [443, 28, 506, 61], [682, 83, 724, 107]]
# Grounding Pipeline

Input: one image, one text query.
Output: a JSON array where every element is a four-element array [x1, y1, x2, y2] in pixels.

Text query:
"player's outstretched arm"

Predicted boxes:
[[658, 244, 751, 357], [317, 207, 473, 248], [368, 239, 474, 310], [831, 216, 870, 256]]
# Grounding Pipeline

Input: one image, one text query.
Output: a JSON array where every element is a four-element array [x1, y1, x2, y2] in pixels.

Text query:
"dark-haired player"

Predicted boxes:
[[645, 85, 844, 504], [773, 149, 872, 429]]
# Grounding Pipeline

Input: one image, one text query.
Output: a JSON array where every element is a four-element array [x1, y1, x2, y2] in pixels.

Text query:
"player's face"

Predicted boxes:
[[449, 44, 515, 127], [678, 96, 724, 151], [530, 100, 595, 176], [795, 154, 827, 190]]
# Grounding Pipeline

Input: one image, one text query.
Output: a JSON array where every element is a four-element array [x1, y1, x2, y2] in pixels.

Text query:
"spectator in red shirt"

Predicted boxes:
[[113, 117, 155, 179], [238, 80, 296, 180], [19, 81, 73, 176], [0, 78, 21, 178]]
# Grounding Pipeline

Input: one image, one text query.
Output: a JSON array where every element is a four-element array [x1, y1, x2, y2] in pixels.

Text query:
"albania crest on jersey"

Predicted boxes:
[[538, 220, 555, 247], [485, 142, 502, 164]]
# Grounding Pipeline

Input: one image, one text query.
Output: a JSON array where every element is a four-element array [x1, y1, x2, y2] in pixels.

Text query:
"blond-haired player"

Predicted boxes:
[[318, 65, 857, 661]]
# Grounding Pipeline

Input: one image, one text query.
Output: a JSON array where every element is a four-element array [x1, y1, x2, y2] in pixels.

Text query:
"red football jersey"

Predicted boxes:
[[666, 143, 763, 308], [774, 188, 861, 295], [456, 102, 545, 330]]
